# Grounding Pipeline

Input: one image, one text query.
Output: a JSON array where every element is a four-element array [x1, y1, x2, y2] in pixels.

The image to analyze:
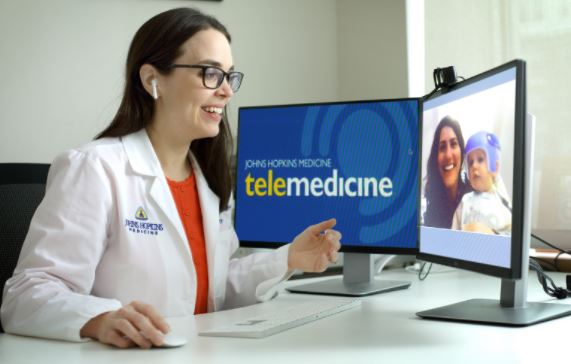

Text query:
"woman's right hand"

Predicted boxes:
[[80, 301, 170, 348]]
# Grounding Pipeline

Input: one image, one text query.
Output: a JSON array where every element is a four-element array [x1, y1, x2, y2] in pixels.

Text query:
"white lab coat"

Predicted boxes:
[[1, 129, 290, 342]]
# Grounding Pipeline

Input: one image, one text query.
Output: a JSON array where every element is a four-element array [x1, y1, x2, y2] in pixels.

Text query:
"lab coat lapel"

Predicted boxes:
[[148, 179, 190, 260], [189, 153, 219, 304], [122, 130, 193, 267]]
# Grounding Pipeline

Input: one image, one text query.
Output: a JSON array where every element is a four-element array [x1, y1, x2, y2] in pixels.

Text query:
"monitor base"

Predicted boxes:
[[416, 298, 571, 326], [286, 276, 411, 297]]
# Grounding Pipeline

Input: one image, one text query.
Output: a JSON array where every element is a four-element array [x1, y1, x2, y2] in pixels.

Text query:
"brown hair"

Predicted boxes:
[[96, 8, 234, 211]]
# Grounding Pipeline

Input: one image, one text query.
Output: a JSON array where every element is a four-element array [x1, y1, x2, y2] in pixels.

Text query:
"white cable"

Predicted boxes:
[[375, 254, 396, 274]]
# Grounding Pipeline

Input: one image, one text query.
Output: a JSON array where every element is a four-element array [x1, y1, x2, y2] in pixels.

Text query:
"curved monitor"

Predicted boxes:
[[418, 60, 526, 279], [235, 99, 420, 255]]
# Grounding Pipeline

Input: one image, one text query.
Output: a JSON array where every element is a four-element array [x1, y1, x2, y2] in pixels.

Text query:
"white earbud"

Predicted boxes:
[[151, 79, 158, 100]]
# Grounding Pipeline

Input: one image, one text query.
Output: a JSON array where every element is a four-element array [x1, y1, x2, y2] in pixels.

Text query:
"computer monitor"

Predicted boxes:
[[235, 99, 420, 296], [416, 59, 571, 325]]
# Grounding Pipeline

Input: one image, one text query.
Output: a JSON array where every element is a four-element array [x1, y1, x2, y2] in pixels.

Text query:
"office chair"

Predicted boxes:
[[0, 163, 50, 333]]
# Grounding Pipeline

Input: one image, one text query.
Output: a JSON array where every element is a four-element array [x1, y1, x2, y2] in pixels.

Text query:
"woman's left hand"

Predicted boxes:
[[288, 218, 342, 272]]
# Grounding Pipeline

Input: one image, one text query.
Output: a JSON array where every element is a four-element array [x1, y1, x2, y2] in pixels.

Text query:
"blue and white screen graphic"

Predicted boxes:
[[235, 100, 419, 249]]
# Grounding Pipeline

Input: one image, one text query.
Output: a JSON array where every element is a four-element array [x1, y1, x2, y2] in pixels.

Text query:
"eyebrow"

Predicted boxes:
[[197, 59, 235, 71], [439, 137, 458, 145]]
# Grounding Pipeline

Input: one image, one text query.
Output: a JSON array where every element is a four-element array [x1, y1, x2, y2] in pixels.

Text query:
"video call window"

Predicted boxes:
[[420, 68, 516, 268]]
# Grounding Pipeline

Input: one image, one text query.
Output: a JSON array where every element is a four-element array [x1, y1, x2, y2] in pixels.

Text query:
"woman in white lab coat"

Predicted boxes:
[[0, 8, 341, 348]]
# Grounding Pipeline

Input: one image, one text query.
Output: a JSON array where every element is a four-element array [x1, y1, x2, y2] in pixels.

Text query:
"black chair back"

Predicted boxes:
[[0, 163, 50, 332]]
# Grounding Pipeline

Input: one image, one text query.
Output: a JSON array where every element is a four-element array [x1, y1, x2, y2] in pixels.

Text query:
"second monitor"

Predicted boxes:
[[235, 99, 420, 296]]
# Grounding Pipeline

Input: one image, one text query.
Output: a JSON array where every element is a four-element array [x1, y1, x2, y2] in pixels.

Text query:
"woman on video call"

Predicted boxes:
[[0, 7, 342, 348], [423, 116, 472, 229]]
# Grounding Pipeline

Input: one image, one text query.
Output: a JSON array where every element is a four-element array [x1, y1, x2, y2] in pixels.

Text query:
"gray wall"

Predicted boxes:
[[337, 0, 409, 101], [0, 0, 417, 163]]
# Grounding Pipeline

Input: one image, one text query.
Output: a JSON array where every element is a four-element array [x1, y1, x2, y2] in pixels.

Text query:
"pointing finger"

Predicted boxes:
[[309, 218, 336, 235]]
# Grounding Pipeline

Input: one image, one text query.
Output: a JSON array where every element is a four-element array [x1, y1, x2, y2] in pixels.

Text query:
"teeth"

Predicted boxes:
[[443, 164, 454, 171], [203, 106, 223, 114]]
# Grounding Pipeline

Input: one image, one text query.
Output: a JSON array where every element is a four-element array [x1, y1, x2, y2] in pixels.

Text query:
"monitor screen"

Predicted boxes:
[[418, 60, 526, 278], [235, 99, 420, 254]]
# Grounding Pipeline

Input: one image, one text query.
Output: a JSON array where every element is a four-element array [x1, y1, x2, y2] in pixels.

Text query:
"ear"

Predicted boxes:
[[140, 64, 159, 98]]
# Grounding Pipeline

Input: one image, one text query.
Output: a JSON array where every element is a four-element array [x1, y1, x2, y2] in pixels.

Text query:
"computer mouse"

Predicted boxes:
[[157, 332, 187, 348]]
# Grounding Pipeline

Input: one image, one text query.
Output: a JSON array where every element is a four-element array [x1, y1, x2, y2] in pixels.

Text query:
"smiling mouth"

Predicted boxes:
[[443, 163, 455, 172], [202, 106, 223, 115]]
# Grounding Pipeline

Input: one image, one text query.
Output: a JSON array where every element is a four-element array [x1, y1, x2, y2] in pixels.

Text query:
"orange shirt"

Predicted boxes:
[[167, 174, 209, 314]]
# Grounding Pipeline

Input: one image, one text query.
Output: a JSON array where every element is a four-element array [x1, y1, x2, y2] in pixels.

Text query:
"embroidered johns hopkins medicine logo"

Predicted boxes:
[[125, 207, 164, 236], [135, 206, 148, 221]]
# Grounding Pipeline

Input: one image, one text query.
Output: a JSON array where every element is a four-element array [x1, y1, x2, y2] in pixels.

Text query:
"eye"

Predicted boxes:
[[228, 73, 241, 86], [204, 67, 222, 81]]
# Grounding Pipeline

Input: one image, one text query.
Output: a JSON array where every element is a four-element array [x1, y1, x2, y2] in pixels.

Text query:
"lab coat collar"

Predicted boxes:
[[121, 129, 163, 177]]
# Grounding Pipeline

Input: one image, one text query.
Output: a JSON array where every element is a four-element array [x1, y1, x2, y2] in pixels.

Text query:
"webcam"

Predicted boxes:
[[433, 66, 459, 89]]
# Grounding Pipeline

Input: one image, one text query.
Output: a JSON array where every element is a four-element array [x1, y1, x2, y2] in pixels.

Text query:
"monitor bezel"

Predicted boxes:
[[234, 98, 422, 255], [416, 59, 526, 279]]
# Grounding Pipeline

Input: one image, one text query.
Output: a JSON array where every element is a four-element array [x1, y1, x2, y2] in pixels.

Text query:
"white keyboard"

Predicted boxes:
[[198, 298, 361, 339]]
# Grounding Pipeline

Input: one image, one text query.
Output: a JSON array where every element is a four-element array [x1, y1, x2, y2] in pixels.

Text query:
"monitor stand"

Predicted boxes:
[[286, 253, 411, 297], [417, 114, 571, 326]]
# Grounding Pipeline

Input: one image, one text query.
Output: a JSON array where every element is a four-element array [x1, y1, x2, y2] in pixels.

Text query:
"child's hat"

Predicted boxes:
[[465, 131, 501, 173]]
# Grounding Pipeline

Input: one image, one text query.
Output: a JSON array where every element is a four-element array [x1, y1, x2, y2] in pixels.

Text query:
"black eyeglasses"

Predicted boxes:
[[169, 64, 244, 92]]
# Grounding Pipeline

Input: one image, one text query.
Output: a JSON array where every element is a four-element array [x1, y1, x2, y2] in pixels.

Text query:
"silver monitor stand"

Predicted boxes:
[[286, 253, 411, 297], [417, 114, 571, 326]]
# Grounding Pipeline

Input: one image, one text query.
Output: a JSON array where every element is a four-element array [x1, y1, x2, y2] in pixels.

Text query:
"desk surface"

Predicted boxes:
[[1, 268, 570, 364]]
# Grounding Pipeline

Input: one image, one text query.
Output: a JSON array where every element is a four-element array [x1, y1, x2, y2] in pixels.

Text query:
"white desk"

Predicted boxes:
[[1, 268, 570, 364]]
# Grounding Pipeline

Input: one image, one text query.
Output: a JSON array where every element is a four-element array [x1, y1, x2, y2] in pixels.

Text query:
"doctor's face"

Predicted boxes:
[[157, 28, 235, 141]]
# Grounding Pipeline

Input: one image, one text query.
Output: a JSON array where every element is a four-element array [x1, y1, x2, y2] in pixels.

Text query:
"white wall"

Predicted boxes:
[[424, 0, 501, 92], [0, 1, 420, 265], [425, 0, 571, 231], [0, 0, 340, 163], [0, 1, 421, 164]]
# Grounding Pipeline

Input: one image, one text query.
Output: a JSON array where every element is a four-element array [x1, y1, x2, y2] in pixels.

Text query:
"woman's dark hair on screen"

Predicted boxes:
[[424, 115, 471, 228], [96, 7, 233, 211]]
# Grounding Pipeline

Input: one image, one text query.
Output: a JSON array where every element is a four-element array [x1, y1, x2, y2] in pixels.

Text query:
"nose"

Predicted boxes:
[[471, 160, 482, 172], [444, 144, 453, 160], [215, 77, 234, 99]]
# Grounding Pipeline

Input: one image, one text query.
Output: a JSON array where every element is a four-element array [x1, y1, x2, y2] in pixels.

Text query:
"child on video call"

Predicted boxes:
[[452, 131, 512, 235]]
